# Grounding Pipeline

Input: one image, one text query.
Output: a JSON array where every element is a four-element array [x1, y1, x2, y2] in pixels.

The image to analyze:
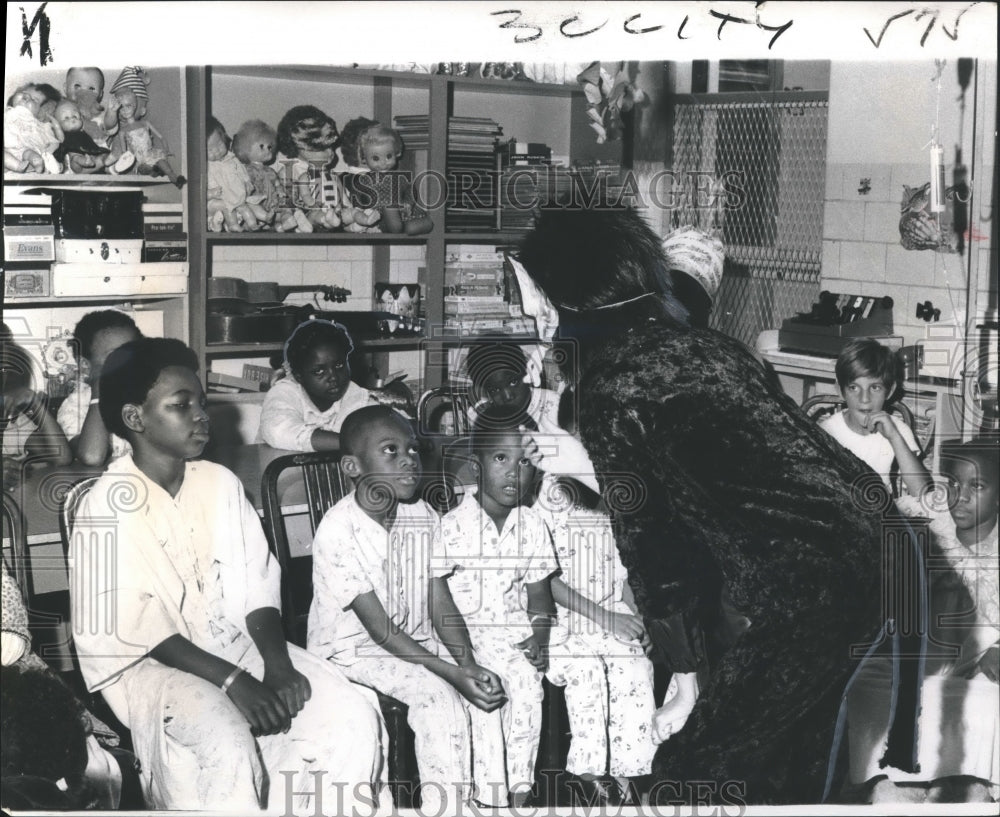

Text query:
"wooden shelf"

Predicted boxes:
[[3, 173, 175, 187], [444, 231, 527, 243], [205, 232, 426, 245]]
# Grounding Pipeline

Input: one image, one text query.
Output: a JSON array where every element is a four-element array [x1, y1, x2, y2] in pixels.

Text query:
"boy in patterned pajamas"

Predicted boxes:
[[536, 473, 659, 799], [434, 410, 610, 806], [307, 406, 508, 810]]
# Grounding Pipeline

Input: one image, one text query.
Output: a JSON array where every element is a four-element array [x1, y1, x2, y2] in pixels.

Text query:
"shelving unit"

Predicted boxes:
[[185, 65, 617, 394]]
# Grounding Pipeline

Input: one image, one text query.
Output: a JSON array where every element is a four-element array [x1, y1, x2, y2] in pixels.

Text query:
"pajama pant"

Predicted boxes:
[[470, 625, 609, 789], [110, 643, 387, 814], [343, 651, 508, 808], [559, 608, 658, 777]]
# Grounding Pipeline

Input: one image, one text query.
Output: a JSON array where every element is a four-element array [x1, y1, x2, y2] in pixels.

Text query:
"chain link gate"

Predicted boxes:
[[668, 92, 829, 350]]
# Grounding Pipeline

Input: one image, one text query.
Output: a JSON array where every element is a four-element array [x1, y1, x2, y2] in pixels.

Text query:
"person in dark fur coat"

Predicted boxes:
[[513, 206, 889, 805]]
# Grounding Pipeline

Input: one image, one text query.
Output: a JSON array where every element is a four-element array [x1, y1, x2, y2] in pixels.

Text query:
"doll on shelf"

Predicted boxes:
[[4, 84, 63, 174], [107, 88, 185, 188], [335, 116, 382, 234], [275, 105, 359, 232], [108, 66, 150, 120], [355, 125, 433, 235], [63, 67, 115, 146], [52, 100, 123, 175], [206, 116, 269, 233], [231, 119, 311, 233]]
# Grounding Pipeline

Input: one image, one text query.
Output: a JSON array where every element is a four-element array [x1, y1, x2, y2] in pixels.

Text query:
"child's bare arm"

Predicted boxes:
[[353, 589, 505, 710], [19, 391, 73, 466], [310, 429, 342, 451], [429, 576, 477, 666], [516, 577, 557, 672], [149, 632, 292, 736], [551, 576, 644, 642], [871, 412, 931, 496], [246, 606, 310, 720]]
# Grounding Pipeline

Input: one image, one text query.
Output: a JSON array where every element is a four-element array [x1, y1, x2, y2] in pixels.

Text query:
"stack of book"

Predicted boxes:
[[142, 202, 187, 262], [393, 114, 503, 232], [436, 245, 534, 336]]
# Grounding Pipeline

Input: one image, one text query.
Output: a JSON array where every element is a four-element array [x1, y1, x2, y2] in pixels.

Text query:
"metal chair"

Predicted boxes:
[[259, 450, 420, 808], [3, 492, 29, 600], [416, 386, 474, 436]]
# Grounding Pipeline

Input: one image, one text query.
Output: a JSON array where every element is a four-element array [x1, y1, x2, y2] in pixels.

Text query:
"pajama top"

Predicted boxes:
[[434, 494, 558, 630], [308, 492, 440, 665], [257, 377, 374, 451], [69, 455, 282, 720]]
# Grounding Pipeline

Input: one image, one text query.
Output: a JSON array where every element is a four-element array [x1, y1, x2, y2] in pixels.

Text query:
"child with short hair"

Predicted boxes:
[[308, 404, 508, 810], [258, 319, 374, 451], [464, 338, 561, 430], [848, 437, 999, 803], [2, 324, 72, 482], [70, 337, 386, 812], [56, 309, 141, 465], [434, 407, 610, 806], [820, 338, 930, 498]]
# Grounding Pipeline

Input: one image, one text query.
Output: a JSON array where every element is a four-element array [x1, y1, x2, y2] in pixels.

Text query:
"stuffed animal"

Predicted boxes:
[[275, 105, 347, 231], [206, 116, 268, 232], [3, 85, 63, 174], [231, 119, 311, 233], [107, 88, 185, 188]]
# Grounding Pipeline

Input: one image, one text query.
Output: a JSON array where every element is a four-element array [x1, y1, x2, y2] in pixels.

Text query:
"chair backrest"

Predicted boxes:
[[416, 386, 473, 436], [260, 451, 350, 646], [2, 492, 29, 600], [58, 477, 101, 559]]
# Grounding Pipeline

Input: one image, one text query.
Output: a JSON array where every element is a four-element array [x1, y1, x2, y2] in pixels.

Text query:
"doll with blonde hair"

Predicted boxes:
[[354, 124, 433, 235]]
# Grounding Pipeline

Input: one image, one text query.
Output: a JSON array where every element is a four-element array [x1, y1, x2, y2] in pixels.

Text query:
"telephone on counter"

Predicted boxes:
[[778, 291, 897, 357]]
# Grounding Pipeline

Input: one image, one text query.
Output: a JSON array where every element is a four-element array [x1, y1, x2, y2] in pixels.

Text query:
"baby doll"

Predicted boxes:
[[231, 119, 311, 233], [4, 85, 63, 174], [206, 116, 268, 232], [51, 100, 116, 174], [107, 88, 185, 188], [355, 124, 433, 235], [335, 116, 382, 233], [275, 105, 348, 231], [64, 67, 114, 146]]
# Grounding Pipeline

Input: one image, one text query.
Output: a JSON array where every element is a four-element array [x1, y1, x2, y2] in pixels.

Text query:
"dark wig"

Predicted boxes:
[[276, 105, 339, 160], [517, 206, 688, 326], [99, 338, 199, 440]]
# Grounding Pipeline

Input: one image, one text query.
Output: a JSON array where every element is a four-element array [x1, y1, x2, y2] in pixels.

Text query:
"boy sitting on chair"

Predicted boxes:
[[69, 337, 387, 813], [307, 405, 509, 810]]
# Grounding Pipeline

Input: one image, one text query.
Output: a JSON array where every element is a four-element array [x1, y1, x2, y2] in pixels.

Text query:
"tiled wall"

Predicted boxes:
[[821, 61, 997, 347], [211, 242, 425, 381]]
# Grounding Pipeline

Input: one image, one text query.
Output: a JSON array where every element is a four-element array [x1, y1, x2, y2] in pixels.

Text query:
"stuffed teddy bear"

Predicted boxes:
[[206, 116, 268, 232], [275, 105, 349, 231], [231, 119, 311, 233]]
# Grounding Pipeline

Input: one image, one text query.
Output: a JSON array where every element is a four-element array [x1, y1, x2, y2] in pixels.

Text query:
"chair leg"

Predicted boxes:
[[377, 693, 421, 809]]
